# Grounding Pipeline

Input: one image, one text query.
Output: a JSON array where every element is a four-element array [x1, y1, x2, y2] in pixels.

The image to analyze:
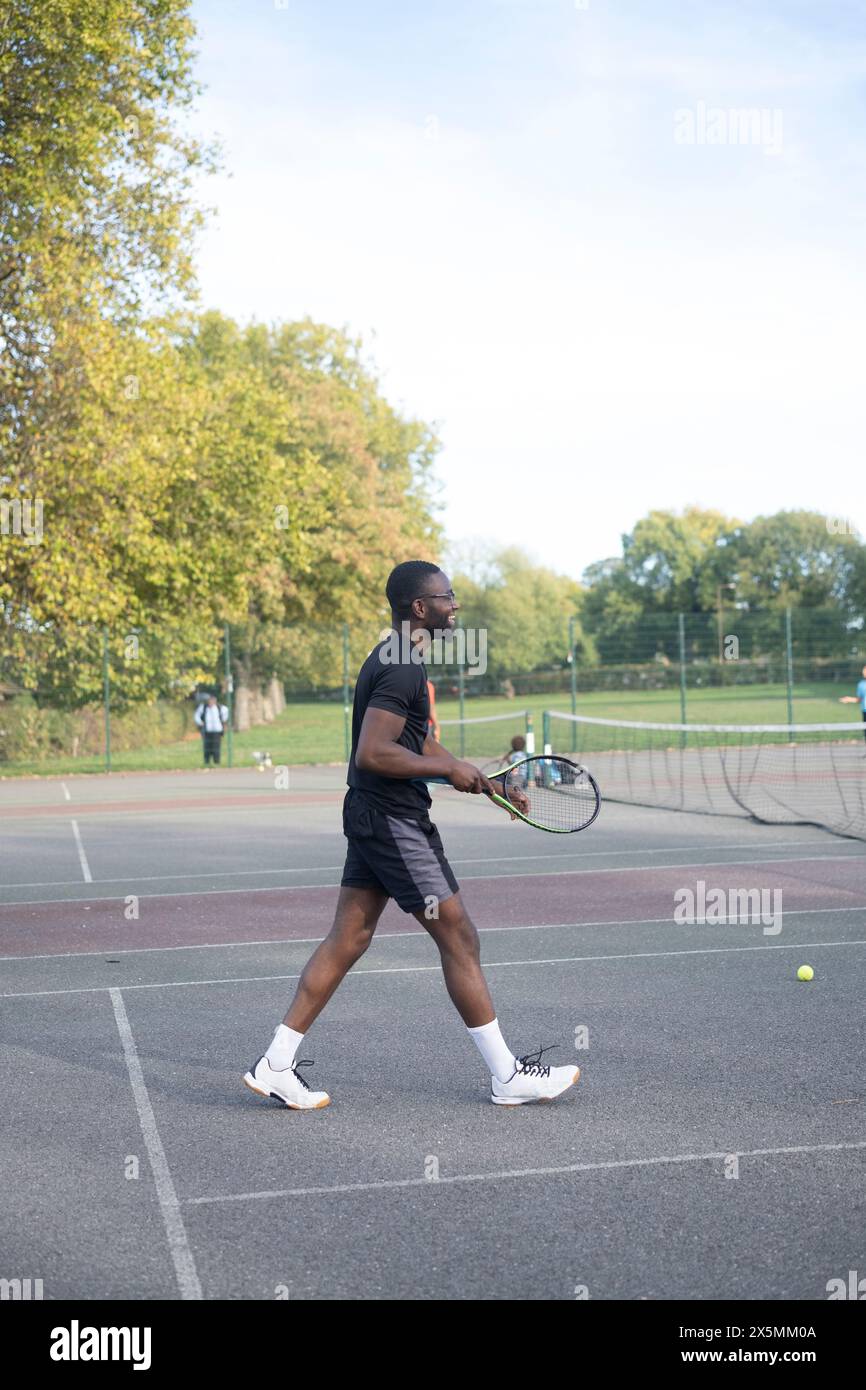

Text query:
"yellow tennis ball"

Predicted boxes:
[[797, 965, 814, 982]]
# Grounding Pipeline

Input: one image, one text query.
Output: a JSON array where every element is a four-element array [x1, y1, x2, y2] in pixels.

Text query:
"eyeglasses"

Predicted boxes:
[[415, 590, 457, 602]]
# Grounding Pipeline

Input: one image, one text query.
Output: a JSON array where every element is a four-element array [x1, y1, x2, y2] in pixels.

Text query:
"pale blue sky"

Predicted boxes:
[[188, 0, 866, 579]]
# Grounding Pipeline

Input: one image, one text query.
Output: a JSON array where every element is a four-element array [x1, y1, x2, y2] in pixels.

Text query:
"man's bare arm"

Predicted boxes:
[[356, 709, 490, 793], [422, 732, 452, 759]]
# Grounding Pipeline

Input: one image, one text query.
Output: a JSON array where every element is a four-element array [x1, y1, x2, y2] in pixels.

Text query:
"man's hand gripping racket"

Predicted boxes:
[[435, 756, 601, 835]]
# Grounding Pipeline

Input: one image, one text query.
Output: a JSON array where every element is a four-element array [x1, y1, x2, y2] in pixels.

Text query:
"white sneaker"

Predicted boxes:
[[491, 1047, 580, 1106], [243, 1054, 330, 1110]]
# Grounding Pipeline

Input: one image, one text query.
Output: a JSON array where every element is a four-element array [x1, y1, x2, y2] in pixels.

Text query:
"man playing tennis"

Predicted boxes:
[[244, 560, 580, 1109]]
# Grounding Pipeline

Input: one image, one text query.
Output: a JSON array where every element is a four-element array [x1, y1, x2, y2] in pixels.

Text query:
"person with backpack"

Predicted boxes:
[[194, 693, 229, 766]]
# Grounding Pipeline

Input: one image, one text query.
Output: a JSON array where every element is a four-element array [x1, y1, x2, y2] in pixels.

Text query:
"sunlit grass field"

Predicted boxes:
[[2, 679, 860, 777]]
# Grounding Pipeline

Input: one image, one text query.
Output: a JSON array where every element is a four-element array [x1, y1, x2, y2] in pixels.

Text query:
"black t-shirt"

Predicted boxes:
[[346, 637, 432, 819]]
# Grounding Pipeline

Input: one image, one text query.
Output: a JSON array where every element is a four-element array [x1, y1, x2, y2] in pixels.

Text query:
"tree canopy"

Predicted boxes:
[[0, 3, 442, 704]]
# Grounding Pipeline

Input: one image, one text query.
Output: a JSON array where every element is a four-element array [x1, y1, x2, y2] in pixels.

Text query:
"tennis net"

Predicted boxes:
[[439, 709, 532, 761], [543, 711, 866, 841]]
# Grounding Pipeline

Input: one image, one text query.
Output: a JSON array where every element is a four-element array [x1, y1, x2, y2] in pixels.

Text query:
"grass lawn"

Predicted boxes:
[[2, 680, 859, 777]]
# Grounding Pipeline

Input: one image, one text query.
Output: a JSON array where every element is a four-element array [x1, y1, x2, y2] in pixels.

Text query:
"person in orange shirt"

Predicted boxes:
[[426, 677, 441, 741]]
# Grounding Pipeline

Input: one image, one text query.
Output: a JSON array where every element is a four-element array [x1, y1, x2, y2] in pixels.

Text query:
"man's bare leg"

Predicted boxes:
[[411, 889, 495, 1028], [283, 885, 389, 1032], [244, 886, 388, 1108], [413, 890, 580, 1103], [413, 889, 517, 1082]]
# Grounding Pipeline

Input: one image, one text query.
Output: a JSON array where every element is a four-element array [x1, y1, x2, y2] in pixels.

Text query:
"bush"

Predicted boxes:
[[0, 696, 191, 763]]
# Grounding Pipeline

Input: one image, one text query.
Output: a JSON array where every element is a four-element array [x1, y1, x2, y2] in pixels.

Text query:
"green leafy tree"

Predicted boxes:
[[730, 511, 863, 612], [0, 0, 218, 699], [580, 507, 866, 666], [451, 548, 590, 679]]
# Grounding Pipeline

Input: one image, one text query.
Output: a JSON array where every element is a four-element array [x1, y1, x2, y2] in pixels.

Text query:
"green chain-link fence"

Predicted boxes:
[[0, 607, 862, 772]]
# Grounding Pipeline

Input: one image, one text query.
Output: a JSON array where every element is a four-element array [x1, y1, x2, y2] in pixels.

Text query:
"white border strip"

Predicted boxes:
[[110, 989, 202, 1300], [70, 820, 92, 882], [5, 936, 865, 999], [0, 835, 849, 891], [3, 850, 862, 909], [1, 828, 861, 895], [185, 1139, 866, 1206], [547, 712, 866, 735], [2, 903, 865, 965], [440, 710, 528, 727]]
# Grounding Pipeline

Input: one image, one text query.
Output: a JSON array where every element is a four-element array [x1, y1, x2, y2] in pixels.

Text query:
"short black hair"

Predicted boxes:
[[386, 560, 440, 618]]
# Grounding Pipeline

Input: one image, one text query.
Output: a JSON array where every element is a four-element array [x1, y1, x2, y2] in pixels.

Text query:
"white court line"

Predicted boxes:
[[5, 936, 866, 999], [0, 837, 856, 890], [2, 902, 865, 964], [70, 820, 92, 882], [60, 783, 71, 802], [2, 850, 864, 910], [109, 989, 202, 1301], [184, 1139, 866, 1207]]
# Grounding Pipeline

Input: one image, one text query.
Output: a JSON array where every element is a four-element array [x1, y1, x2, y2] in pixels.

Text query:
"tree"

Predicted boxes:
[[0, 0, 213, 367], [194, 315, 443, 694], [0, 0, 218, 698], [730, 511, 863, 612], [450, 548, 590, 679], [579, 507, 866, 667], [0, 4, 445, 720]]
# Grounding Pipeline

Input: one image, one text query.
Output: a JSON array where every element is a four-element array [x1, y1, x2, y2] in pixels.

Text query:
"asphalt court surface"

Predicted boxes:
[[1, 765, 865, 1299]]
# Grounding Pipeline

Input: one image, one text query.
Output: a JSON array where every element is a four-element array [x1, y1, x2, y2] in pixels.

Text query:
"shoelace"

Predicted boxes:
[[292, 1059, 315, 1091], [514, 1043, 557, 1079]]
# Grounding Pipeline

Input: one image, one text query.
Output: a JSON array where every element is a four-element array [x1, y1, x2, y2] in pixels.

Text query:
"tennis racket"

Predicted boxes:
[[427, 756, 601, 834], [480, 756, 514, 776]]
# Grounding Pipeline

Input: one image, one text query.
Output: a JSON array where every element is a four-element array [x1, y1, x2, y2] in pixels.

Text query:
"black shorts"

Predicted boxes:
[[340, 790, 459, 914]]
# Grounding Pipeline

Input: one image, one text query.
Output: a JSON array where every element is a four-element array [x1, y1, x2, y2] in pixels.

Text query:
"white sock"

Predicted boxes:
[[467, 1018, 516, 1083], [266, 1024, 305, 1070]]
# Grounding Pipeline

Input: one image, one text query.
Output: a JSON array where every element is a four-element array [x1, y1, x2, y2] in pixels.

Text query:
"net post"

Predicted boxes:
[[102, 626, 111, 773], [342, 622, 350, 761], [224, 623, 233, 768], [568, 614, 577, 751], [542, 710, 550, 752], [785, 606, 795, 740], [678, 613, 687, 747], [525, 712, 535, 755]]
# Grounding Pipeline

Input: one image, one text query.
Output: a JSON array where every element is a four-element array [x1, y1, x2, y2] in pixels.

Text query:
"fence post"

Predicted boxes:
[[678, 613, 687, 746], [785, 607, 795, 738], [342, 623, 351, 761], [102, 627, 111, 772], [569, 613, 577, 751], [542, 710, 550, 752], [224, 624, 233, 767]]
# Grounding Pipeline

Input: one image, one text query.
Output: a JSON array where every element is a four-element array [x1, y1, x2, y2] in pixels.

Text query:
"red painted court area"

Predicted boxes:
[[2, 767, 864, 959], [3, 858, 865, 957]]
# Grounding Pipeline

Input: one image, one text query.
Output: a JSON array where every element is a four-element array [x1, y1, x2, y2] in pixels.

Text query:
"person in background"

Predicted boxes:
[[426, 677, 440, 742], [500, 732, 560, 787], [195, 693, 230, 766], [503, 733, 526, 765], [839, 664, 866, 748]]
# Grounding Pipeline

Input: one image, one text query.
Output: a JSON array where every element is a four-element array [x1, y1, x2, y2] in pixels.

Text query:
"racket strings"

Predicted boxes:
[[503, 758, 599, 832]]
